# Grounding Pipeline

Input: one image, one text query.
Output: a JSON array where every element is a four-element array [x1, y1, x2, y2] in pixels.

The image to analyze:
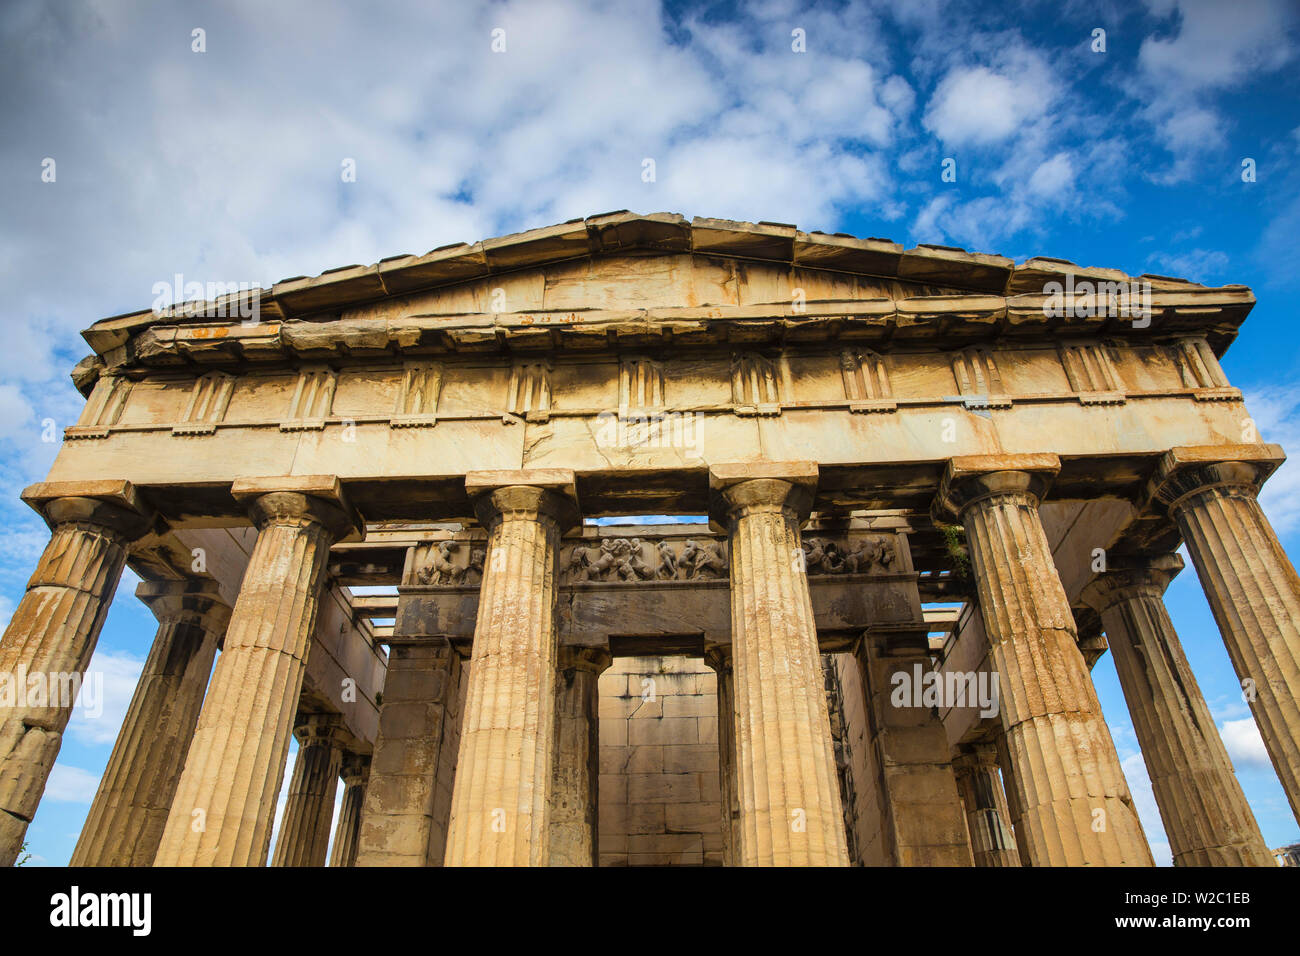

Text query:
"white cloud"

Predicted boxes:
[[879, 74, 915, 118], [912, 192, 1040, 252], [0, 385, 36, 443], [923, 60, 1054, 146], [0, 0, 1292, 385], [1134, 0, 1298, 181], [0, 0, 919, 420], [1241, 383, 1300, 534], [1154, 105, 1221, 155], [1139, 0, 1295, 92], [908, 31, 1138, 251], [0, 526, 55, 579], [1026, 153, 1076, 198], [1146, 248, 1230, 281], [1220, 717, 1273, 770], [43, 764, 100, 804], [66, 649, 145, 746]]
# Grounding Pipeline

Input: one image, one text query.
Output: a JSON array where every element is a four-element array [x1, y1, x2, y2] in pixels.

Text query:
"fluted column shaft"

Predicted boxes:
[[1083, 555, 1272, 866], [71, 580, 229, 866], [705, 647, 739, 866], [548, 647, 610, 866], [272, 714, 344, 867], [444, 474, 577, 867], [937, 458, 1153, 866], [0, 490, 152, 867], [154, 483, 358, 866], [330, 754, 369, 867], [711, 464, 849, 867], [953, 743, 1021, 867], [1153, 451, 1300, 825]]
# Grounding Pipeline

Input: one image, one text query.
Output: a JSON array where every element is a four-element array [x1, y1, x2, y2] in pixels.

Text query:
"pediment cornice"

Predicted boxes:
[[78, 211, 1253, 383]]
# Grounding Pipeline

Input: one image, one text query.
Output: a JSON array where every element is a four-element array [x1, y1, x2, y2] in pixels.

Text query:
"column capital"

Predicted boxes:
[[707, 461, 818, 530], [1079, 553, 1184, 615], [339, 752, 371, 788], [21, 480, 157, 540], [1145, 444, 1285, 515], [703, 645, 733, 673], [135, 578, 232, 630], [465, 469, 580, 533], [292, 712, 346, 749], [233, 475, 363, 540], [232, 475, 364, 541], [932, 453, 1060, 522], [952, 740, 1000, 774], [557, 645, 612, 674]]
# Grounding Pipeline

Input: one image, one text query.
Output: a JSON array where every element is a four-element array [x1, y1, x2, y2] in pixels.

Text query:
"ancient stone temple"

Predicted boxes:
[[2, 211, 1295, 867]]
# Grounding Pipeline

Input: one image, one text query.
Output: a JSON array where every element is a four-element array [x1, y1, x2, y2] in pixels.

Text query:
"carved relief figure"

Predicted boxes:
[[417, 541, 463, 585], [589, 540, 621, 578], [615, 538, 654, 581], [839, 541, 868, 574], [464, 547, 486, 585], [563, 536, 732, 583], [567, 545, 596, 582], [803, 538, 840, 574], [655, 540, 678, 579], [799, 537, 896, 575], [682, 539, 727, 579]]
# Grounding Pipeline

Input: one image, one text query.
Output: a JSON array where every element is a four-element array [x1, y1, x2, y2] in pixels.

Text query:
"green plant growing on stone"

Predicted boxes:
[[940, 524, 970, 580], [15, 842, 30, 866]]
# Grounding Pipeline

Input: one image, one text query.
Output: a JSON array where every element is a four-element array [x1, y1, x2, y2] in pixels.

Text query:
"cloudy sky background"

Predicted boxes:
[[2, 0, 1299, 864]]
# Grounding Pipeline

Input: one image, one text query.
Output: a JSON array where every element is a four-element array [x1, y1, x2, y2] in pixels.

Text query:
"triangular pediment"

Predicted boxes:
[[78, 211, 1253, 384]]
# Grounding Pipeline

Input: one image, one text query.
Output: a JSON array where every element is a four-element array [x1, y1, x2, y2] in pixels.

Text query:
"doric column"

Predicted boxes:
[[855, 631, 974, 866], [272, 714, 345, 867], [1148, 445, 1300, 825], [356, 637, 464, 867], [952, 742, 1021, 867], [1083, 552, 1274, 865], [548, 646, 610, 867], [709, 462, 849, 867], [935, 455, 1153, 866], [704, 646, 739, 866], [154, 477, 361, 867], [70, 579, 229, 867], [444, 470, 579, 867], [0, 481, 154, 867], [330, 754, 370, 867]]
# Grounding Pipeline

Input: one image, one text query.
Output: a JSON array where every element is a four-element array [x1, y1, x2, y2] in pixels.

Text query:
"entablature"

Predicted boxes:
[[61, 333, 1243, 444]]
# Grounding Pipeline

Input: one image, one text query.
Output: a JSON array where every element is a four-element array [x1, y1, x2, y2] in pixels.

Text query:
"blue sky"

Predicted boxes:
[[2, 0, 1299, 865]]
